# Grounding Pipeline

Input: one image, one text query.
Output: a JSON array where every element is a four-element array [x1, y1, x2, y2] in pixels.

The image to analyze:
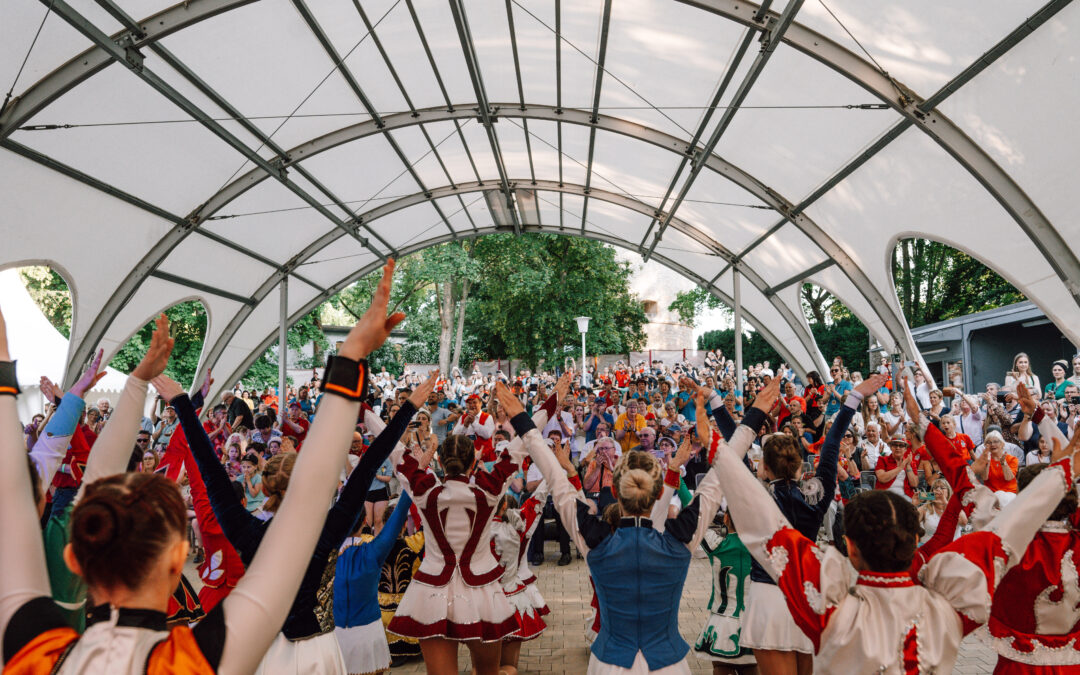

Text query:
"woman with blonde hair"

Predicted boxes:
[[501, 380, 727, 674], [1005, 352, 1040, 392], [918, 478, 967, 544]]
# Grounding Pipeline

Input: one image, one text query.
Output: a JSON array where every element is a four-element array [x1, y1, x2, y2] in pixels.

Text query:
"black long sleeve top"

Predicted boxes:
[[172, 393, 416, 639]]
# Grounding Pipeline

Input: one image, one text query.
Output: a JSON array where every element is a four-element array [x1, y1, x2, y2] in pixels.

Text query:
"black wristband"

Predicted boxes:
[[510, 412, 535, 437], [0, 361, 20, 397], [742, 406, 767, 432], [320, 355, 369, 401]]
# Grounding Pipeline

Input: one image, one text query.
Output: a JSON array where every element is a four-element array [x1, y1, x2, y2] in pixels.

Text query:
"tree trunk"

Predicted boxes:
[[437, 281, 453, 373], [451, 278, 470, 371]]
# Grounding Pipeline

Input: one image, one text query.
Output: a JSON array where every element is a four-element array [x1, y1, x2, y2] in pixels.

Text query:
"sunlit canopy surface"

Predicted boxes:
[[2, 0, 1078, 397]]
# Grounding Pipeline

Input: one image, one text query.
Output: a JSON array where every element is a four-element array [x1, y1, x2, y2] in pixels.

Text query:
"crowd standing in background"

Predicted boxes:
[[4, 260, 1080, 674]]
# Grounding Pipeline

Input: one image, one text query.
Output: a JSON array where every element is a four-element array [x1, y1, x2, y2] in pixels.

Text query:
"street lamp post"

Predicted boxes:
[[575, 316, 591, 388]]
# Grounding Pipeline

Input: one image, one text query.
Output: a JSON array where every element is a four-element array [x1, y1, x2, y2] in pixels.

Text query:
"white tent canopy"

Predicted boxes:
[[2, 0, 1077, 402], [0, 269, 135, 421]]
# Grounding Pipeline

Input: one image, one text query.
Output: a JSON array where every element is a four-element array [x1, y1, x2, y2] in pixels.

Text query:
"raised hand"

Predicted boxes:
[[671, 436, 692, 470], [495, 382, 526, 417], [752, 375, 782, 413], [150, 374, 185, 403], [1016, 381, 1036, 417], [408, 369, 440, 409], [40, 376, 63, 403], [418, 437, 439, 470], [70, 349, 106, 398], [554, 439, 574, 473], [1052, 430, 1080, 464], [0, 303, 8, 361], [553, 372, 572, 404], [199, 368, 214, 399], [131, 314, 175, 381], [340, 259, 405, 360], [902, 377, 922, 423], [854, 373, 887, 400]]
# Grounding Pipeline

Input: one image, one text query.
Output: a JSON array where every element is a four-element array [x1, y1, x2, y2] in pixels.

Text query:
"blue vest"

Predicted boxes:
[[587, 517, 691, 670]]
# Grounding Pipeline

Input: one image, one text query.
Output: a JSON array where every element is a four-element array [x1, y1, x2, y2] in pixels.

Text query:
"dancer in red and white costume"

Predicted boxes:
[[491, 481, 551, 675], [987, 382, 1080, 673], [514, 472, 552, 630], [711, 379, 1079, 673], [453, 393, 496, 462], [379, 375, 567, 675]]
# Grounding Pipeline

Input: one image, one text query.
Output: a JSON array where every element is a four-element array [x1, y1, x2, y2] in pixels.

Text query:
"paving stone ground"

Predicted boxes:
[[388, 543, 1000, 674]]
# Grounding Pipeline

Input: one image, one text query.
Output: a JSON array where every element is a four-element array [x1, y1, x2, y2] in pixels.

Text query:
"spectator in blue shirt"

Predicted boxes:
[[824, 365, 853, 416]]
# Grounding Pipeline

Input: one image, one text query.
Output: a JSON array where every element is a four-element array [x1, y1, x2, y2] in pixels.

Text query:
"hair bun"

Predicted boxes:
[[74, 499, 121, 547]]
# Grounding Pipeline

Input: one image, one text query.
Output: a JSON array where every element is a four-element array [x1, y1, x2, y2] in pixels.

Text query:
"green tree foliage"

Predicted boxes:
[[893, 238, 1025, 328], [809, 315, 869, 374], [697, 328, 781, 366], [465, 234, 647, 369], [667, 287, 725, 327], [19, 267, 72, 338], [108, 302, 207, 385]]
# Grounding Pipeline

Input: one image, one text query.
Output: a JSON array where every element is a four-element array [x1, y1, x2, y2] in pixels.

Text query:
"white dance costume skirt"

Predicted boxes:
[[387, 569, 517, 642], [587, 651, 692, 675], [334, 620, 390, 675], [740, 581, 813, 654], [504, 582, 547, 641], [254, 630, 346, 675]]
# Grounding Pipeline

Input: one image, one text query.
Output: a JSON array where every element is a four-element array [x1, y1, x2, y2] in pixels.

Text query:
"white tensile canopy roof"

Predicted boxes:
[[2, 0, 1078, 400]]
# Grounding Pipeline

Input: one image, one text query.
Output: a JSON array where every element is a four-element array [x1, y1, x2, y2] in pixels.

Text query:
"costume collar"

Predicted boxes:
[[618, 516, 653, 529], [445, 474, 470, 483], [86, 604, 168, 631], [856, 570, 916, 589], [1040, 519, 1073, 533]]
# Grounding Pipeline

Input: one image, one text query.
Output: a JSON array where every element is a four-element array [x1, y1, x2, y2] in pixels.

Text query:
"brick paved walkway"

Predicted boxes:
[[389, 545, 1000, 674]]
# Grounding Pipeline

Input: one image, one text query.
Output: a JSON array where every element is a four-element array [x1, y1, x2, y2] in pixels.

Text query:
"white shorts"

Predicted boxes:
[[587, 651, 692, 674], [335, 620, 390, 674], [740, 581, 813, 654], [254, 630, 347, 675]]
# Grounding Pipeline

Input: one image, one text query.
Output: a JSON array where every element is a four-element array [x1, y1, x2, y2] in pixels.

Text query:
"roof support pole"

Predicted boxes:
[[734, 268, 744, 395], [278, 276, 288, 425]]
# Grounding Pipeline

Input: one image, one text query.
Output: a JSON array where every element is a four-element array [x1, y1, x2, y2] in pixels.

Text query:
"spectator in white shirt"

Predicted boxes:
[[859, 422, 887, 471]]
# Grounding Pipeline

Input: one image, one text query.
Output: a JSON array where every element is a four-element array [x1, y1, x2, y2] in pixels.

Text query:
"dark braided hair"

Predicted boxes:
[[1019, 463, 1076, 521], [440, 434, 475, 477], [762, 434, 801, 481], [842, 490, 920, 572]]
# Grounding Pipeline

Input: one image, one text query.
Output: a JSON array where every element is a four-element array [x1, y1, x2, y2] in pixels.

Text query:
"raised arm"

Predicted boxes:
[[321, 371, 432, 546], [709, 408, 852, 652], [214, 258, 404, 675], [0, 307, 53, 643], [371, 492, 414, 566], [29, 391, 83, 487]]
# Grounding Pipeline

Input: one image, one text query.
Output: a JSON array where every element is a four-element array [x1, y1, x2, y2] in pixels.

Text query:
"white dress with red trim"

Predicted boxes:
[[988, 516, 1080, 671], [712, 419, 1078, 673], [386, 436, 526, 642], [514, 484, 551, 624], [491, 512, 547, 641]]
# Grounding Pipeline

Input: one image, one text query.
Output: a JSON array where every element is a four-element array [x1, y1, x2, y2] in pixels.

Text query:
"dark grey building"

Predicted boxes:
[[909, 301, 1077, 392]]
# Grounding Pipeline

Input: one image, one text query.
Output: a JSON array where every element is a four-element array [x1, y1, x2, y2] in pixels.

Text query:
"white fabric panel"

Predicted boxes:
[[202, 178, 340, 266], [285, 279, 322, 319], [718, 44, 901, 201], [506, 0, 558, 103], [0, 4, 92, 95], [408, 0, 488, 104], [557, 123, 593, 188], [467, 0, 521, 104], [406, 121, 482, 187], [776, 284, 826, 371], [941, 2, 1080, 262], [676, 169, 776, 253], [534, 190, 563, 228], [807, 266, 891, 352], [12, 53, 254, 215], [158, 0, 371, 149], [432, 196, 478, 232], [211, 294, 281, 391], [0, 147, 173, 359], [457, 119, 501, 180], [499, 121, 537, 181], [299, 239, 379, 289], [156, 236, 276, 300], [597, 0, 745, 140], [809, 126, 1080, 349], [295, 134, 420, 206], [589, 130, 684, 210], [581, 198, 653, 244], [740, 222, 827, 288], [652, 228, 727, 283], [507, 119, 561, 181], [554, 0, 605, 109], [732, 277, 821, 374], [557, 192, 586, 229], [795, 0, 1046, 96], [93, 276, 237, 388], [369, 201, 445, 250]]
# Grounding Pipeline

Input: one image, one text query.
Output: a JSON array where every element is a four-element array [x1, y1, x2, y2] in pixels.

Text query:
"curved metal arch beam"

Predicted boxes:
[[194, 179, 826, 390], [680, 0, 1080, 307], [206, 223, 814, 405], [0, 0, 259, 136], [194, 103, 906, 353]]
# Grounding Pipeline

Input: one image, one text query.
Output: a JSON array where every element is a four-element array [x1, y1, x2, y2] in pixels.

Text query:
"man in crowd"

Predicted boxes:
[[280, 402, 309, 449], [452, 393, 496, 462], [223, 390, 254, 429], [614, 399, 646, 453]]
